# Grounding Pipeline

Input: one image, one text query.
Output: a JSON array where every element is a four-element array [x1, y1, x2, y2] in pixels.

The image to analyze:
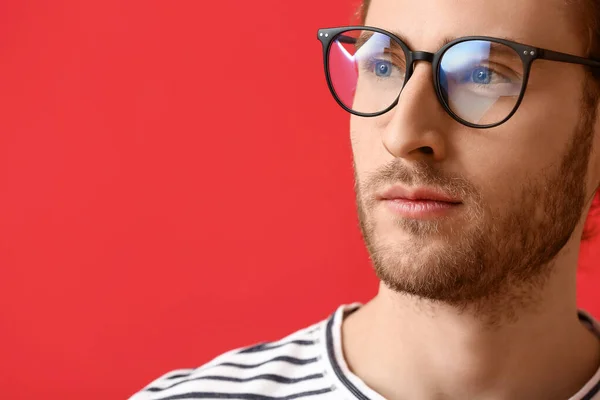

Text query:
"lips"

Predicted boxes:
[[378, 186, 462, 204]]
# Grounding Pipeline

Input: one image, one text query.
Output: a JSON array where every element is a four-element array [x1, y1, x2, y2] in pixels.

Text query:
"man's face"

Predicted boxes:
[[353, 0, 600, 307]]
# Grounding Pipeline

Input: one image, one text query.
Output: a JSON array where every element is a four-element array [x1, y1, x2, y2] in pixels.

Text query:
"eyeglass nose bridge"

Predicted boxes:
[[405, 51, 436, 78], [411, 51, 435, 63]]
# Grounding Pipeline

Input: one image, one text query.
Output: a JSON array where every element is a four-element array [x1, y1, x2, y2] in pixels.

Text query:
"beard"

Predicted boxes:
[[354, 84, 599, 320]]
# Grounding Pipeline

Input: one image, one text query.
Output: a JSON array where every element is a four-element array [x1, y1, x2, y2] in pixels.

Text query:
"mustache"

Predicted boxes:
[[356, 159, 479, 202]]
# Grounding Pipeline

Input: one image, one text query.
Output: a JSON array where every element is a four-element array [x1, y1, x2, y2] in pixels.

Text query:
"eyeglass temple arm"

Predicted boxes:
[[335, 35, 357, 44], [538, 48, 600, 69]]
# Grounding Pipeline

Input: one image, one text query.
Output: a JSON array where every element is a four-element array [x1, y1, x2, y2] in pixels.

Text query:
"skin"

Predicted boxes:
[[342, 0, 600, 399]]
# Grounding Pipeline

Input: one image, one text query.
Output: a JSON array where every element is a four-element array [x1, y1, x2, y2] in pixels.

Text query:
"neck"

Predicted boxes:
[[342, 245, 600, 400]]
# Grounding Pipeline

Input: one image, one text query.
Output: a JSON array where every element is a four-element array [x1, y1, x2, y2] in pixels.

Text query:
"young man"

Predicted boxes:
[[130, 0, 600, 398]]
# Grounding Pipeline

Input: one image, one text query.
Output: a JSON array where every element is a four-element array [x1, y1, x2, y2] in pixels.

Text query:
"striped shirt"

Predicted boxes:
[[129, 303, 600, 400]]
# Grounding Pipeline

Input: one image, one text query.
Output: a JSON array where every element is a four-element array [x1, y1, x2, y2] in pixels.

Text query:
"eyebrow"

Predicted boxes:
[[382, 28, 528, 51]]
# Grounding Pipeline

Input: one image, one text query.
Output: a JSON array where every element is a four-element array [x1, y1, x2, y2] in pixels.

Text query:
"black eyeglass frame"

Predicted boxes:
[[317, 26, 600, 129]]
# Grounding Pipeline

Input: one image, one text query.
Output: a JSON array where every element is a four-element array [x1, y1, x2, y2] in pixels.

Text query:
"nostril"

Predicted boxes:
[[419, 146, 434, 155]]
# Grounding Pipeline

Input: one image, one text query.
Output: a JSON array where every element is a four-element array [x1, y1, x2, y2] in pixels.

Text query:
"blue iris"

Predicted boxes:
[[471, 66, 492, 84], [374, 60, 392, 77]]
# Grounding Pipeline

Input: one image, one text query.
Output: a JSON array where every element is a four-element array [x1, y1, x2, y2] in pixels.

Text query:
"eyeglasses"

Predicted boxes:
[[317, 26, 600, 128]]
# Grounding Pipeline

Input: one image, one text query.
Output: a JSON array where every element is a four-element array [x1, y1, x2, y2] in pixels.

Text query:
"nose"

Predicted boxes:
[[380, 62, 451, 162]]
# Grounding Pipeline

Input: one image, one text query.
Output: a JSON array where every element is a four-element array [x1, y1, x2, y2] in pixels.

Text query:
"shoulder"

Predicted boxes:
[[128, 317, 332, 399]]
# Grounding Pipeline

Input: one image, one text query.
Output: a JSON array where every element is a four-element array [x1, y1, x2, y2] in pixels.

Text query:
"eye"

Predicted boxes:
[[374, 60, 392, 77], [471, 66, 492, 84]]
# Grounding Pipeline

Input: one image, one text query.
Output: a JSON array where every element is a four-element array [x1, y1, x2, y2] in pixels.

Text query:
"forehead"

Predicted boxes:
[[365, 0, 585, 54]]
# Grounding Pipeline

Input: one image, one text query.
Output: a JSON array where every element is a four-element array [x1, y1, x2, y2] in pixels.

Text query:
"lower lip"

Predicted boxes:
[[383, 199, 461, 219]]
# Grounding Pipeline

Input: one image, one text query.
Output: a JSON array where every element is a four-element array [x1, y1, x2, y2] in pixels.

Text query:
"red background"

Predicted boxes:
[[0, 1, 598, 399]]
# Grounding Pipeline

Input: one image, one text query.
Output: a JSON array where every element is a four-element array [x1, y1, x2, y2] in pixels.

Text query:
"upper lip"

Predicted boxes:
[[378, 185, 462, 203]]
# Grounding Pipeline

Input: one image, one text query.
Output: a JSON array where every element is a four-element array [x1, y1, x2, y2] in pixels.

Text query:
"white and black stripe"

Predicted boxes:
[[129, 304, 600, 400], [130, 319, 339, 400]]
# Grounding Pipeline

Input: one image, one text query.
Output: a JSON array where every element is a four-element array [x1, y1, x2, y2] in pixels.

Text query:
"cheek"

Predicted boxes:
[[458, 112, 576, 212]]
